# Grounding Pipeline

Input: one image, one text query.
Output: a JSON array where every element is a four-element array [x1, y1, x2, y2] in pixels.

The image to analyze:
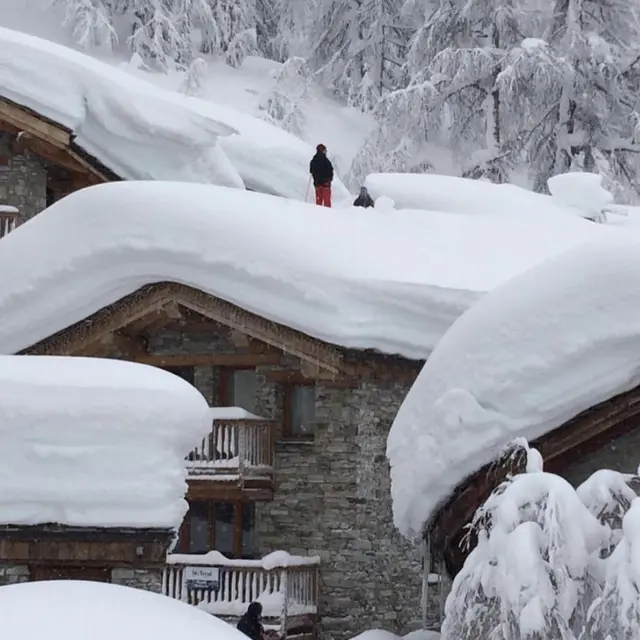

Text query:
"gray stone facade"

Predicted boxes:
[[111, 567, 163, 593], [0, 132, 47, 220], [146, 328, 423, 640], [0, 564, 29, 585]]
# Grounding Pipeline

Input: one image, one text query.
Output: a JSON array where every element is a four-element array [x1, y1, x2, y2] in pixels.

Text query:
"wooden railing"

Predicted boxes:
[[186, 418, 275, 478], [162, 554, 319, 636], [0, 209, 20, 238]]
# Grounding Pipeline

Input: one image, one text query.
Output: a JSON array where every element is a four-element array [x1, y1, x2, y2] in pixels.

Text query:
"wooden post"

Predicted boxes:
[[280, 568, 289, 638], [421, 535, 430, 628]]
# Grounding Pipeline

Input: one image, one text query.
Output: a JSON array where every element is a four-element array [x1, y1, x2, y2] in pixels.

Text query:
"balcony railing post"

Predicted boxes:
[[238, 422, 246, 476], [0, 209, 20, 238], [280, 568, 289, 638]]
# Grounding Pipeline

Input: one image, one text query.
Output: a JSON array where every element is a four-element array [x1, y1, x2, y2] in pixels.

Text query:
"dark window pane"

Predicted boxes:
[[188, 501, 210, 553], [242, 502, 258, 558], [231, 369, 257, 412], [214, 502, 235, 556], [164, 366, 195, 385], [290, 386, 315, 435]]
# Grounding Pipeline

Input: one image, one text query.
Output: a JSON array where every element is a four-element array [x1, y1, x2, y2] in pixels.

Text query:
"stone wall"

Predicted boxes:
[[111, 567, 163, 593], [255, 376, 423, 640], [0, 564, 29, 585], [0, 132, 47, 220]]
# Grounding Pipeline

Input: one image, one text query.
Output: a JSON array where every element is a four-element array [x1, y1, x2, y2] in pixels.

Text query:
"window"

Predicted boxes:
[[177, 500, 258, 558], [283, 384, 316, 438], [163, 366, 195, 386], [221, 368, 257, 412]]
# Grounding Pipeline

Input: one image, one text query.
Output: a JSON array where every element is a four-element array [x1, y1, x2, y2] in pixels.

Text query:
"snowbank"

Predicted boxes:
[[0, 355, 210, 528], [548, 173, 614, 220], [365, 173, 589, 218], [0, 27, 244, 188], [388, 234, 640, 538], [167, 550, 320, 568], [0, 181, 609, 358], [1, 580, 247, 640]]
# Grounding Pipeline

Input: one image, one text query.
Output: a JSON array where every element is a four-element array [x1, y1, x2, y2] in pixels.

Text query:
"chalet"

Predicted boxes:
[[0, 97, 429, 640]]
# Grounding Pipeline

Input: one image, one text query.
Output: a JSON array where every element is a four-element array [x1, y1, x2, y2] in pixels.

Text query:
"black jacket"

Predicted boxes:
[[354, 194, 375, 208], [237, 614, 263, 640], [310, 152, 334, 187]]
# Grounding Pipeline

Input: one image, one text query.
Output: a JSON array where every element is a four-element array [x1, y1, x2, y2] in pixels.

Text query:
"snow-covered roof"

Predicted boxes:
[[0, 355, 210, 528], [0, 27, 352, 202], [387, 234, 640, 539], [0, 180, 608, 358], [0, 27, 243, 188], [2, 580, 248, 640]]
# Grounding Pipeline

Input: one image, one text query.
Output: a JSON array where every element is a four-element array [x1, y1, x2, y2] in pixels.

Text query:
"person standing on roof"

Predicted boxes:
[[309, 143, 334, 208], [353, 186, 375, 208]]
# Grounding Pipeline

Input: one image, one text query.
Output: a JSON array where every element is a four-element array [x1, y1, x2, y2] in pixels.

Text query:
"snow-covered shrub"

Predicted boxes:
[[441, 451, 608, 640], [584, 498, 640, 639]]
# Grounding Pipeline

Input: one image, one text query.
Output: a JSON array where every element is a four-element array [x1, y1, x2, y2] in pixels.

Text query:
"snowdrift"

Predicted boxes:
[[0, 181, 608, 358], [0, 355, 210, 528], [0, 26, 243, 188], [1, 580, 248, 640], [387, 234, 640, 538], [365, 172, 590, 218]]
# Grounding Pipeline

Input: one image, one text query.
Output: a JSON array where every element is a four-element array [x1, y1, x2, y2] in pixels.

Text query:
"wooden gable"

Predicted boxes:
[[430, 381, 640, 576], [0, 97, 119, 193], [21, 281, 348, 376]]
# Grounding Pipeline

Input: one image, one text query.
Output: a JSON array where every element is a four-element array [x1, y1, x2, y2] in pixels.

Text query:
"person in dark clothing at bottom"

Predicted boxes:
[[309, 143, 334, 207], [237, 602, 264, 640], [353, 186, 375, 208]]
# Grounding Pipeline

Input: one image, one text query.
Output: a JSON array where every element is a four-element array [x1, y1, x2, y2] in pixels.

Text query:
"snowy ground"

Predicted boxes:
[[0, 355, 210, 528], [0, 181, 611, 359]]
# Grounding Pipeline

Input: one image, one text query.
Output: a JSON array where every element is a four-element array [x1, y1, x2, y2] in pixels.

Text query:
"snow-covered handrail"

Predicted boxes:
[[162, 551, 319, 626], [186, 416, 275, 474], [0, 207, 19, 238]]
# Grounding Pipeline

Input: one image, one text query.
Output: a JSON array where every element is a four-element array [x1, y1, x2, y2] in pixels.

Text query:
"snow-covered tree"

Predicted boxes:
[[179, 57, 208, 96], [259, 57, 312, 137], [51, 0, 117, 51], [441, 448, 608, 640], [584, 497, 640, 639]]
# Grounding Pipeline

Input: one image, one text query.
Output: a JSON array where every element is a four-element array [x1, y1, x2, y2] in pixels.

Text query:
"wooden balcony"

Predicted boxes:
[[186, 417, 275, 497], [162, 553, 320, 639], [0, 207, 20, 238]]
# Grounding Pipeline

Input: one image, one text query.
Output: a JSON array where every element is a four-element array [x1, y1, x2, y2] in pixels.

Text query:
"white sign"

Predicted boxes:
[[183, 566, 220, 590]]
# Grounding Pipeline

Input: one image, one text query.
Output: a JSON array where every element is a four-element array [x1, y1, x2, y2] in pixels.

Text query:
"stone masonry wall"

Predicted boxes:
[[0, 132, 47, 220], [0, 564, 30, 585], [256, 376, 423, 640], [111, 567, 163, 593]]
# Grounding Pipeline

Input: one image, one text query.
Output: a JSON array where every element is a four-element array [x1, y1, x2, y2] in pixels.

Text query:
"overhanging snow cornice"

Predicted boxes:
[[20, 281, 348, 375], [0, 97, 119, 183]]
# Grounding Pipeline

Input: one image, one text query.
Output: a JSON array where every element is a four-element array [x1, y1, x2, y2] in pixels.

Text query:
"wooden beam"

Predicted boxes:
[[135, 353, 282, 367], [164, 301, 183, 320], [230, 329, 250, 348], [265, 369, 359, 388], [0, 98, 70, 148], [22, 284, 175, 356]]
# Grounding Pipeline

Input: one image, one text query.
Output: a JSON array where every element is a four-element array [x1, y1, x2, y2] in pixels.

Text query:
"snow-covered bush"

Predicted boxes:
[[584, 498, 640, 639], [179, 57, 208, 97], [441, 455, 607, 639]]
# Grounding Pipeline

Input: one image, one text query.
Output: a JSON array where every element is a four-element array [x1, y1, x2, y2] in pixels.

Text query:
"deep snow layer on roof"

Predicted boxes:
[[2, 580, 248, 640], [0, 181, 608, 358], [387, 234, 640, 538], [0, 26, 243, 187], [0, 355, 210, 528]]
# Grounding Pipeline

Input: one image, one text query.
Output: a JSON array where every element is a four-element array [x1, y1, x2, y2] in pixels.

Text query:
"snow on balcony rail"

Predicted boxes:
[[162, 551, 319, 622], [186, 409, 274, 477], [0, 207, 19, 238]]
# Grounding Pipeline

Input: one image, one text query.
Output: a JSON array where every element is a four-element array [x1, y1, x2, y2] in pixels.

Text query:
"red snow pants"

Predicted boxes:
[[315, 184, 332, 207]]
